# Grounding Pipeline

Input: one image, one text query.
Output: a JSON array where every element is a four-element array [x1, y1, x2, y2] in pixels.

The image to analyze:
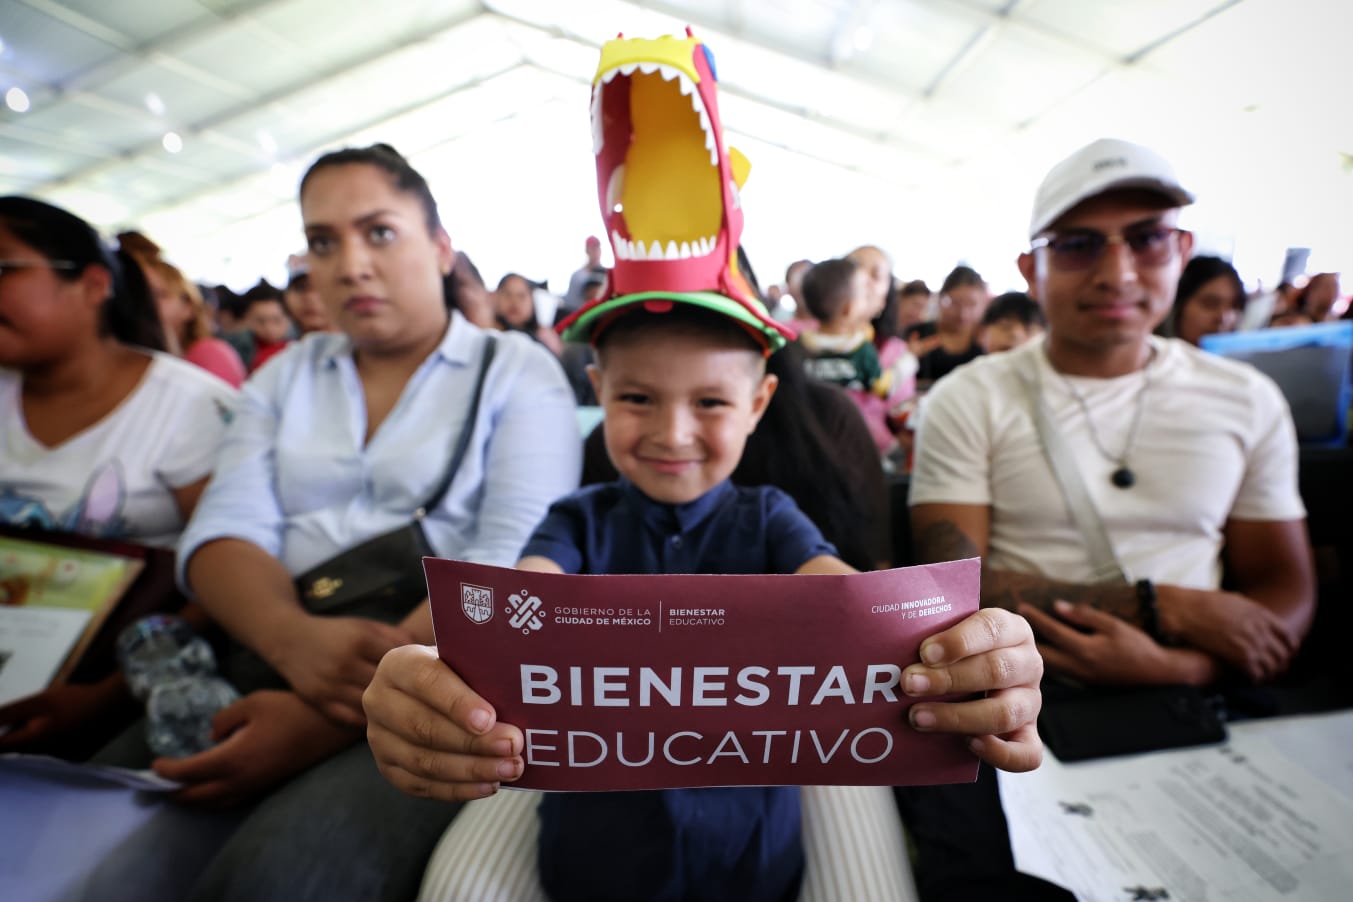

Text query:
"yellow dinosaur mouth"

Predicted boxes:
[[594, 62, 723, 262]]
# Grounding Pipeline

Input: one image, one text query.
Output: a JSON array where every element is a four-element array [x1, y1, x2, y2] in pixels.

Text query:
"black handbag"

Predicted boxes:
[[292, 335, 498, 621], [221, 336, 497, 692]]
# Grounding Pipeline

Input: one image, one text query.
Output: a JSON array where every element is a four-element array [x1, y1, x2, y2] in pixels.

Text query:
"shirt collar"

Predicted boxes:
[[620, 477, 737, 534], [320, 311, 478, 369]]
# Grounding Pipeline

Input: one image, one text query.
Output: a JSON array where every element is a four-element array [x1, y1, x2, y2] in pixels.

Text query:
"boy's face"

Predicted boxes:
[[981, 316, 1041, 353], [843, 267, 875, 327], [590, 326, 778, 505], [245, 299, 291, 345]]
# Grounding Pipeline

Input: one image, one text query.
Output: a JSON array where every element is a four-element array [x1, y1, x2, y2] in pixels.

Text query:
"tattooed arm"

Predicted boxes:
[[909, 503, 1140, 620], [910, 503, 1221, 686]]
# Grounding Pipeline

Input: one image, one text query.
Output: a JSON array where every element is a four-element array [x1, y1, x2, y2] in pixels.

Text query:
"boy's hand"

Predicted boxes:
[[901, 608, 1044, 772], [363, 644, 524, 802]]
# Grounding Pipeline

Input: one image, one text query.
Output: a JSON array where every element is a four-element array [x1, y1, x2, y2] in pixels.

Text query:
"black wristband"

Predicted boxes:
[[1136, 578, 1161, 641]]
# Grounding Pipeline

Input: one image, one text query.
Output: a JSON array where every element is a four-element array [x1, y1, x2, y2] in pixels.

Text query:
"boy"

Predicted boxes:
[[797, 257, 891, 398], [239, 281, 293, 372], [979, 290, 1045, 354], [520, 296, 849, 901]]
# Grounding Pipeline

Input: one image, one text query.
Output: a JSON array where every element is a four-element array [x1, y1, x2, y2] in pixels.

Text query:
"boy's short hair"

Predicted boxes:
[[240, 279, 286, 315], [800, 258, 858, 323], [594, 305, 765, 369], [982, 291, 1046, 328]]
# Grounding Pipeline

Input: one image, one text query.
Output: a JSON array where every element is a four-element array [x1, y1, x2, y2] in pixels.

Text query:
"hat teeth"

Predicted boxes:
[[659, 64, 681, 82], [612, 230, 628, 259], [619, 62, 638, 76], [664, 241, 678, 260], [677, 73, 695, 96], [649, 240, 663, 260], [679, 241, 691, 258], [638, 61, 658, 75]]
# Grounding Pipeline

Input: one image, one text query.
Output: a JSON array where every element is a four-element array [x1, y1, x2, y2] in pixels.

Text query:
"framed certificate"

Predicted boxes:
[[0, 534, 144, 707]]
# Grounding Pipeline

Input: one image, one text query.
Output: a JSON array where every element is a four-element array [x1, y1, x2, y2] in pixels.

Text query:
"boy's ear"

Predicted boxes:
[[585, 362, 603, 401], [748, 372, 778, 431]]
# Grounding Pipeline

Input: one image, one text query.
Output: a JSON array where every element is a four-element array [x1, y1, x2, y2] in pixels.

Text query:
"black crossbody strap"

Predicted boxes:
[[418, 335, 498, 517]]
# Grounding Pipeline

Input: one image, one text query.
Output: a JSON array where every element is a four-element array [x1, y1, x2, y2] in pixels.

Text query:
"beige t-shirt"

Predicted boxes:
[[909, 335, 1305, 589]]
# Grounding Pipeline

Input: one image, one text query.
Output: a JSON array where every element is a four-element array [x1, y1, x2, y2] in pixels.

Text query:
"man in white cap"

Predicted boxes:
[[898, 137, 1316, 900], [911, 137, 1313, 687]]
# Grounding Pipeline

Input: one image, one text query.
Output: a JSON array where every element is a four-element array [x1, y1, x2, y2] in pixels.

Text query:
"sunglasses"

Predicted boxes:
[[1031, 225, 1182, 271], [0, 259, 81, 277]]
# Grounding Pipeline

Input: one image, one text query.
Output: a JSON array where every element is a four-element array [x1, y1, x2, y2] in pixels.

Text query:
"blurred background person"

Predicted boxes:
[[917, 265, 989, 388], [119, 231, 246, 388], [980, 291, 1045, 353], [238, 280, 293, 372], [560, 235, 606, 318], [282, 253, 334, 335], [494, 272, 563, 355], [1164, 255, 1246, 346]]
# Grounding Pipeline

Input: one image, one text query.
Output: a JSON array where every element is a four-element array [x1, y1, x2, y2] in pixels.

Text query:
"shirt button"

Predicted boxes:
[[670, 536, 682, 548]]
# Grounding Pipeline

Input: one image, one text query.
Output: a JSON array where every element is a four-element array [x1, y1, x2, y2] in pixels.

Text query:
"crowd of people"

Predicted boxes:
[[0, 126, 1346, 902]]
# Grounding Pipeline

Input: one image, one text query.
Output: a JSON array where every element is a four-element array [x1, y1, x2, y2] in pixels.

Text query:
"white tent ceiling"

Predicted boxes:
[[2, 0, 1350, 292]]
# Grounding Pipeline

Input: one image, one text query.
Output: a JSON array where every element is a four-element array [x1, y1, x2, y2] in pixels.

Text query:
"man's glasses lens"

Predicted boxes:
[[1039, 227, 1179, 270]]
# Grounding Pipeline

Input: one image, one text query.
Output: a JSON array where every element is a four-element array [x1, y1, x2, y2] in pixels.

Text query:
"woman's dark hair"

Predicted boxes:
[[0, 195, 166, 351], [300, 143, 441, 232], [939, 265, 985, 296], [1167, 255, 1244, 336]]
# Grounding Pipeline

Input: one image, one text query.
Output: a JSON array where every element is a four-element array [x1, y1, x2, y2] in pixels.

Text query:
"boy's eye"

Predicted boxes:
[[306, 234, 334, 255], [618, 392, 649, 404], [369, 225, 396, 245], [696, 397, 730, 409]]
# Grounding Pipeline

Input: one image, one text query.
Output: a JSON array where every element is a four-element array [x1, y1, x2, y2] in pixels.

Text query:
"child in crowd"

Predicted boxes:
[[238, 281, 292, 371], [798, 257, 913, 452], [980, 290, 1045, 353], [798, 257, 890, 396]]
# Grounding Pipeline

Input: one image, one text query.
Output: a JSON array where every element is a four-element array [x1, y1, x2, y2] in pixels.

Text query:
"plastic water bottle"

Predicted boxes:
[[145, 675, 241, 758], [115, 615, 239, 757]]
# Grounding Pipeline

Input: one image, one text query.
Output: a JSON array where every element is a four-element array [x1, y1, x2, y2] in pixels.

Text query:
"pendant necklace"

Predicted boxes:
[[1056, 349, 1155, 489]]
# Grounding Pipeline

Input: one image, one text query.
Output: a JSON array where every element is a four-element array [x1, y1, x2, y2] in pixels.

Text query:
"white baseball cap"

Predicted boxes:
[[1029, 138, 1195, 239]]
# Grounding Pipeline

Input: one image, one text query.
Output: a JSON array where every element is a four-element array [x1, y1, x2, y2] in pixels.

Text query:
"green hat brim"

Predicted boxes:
[[560, 290, 790, 351]]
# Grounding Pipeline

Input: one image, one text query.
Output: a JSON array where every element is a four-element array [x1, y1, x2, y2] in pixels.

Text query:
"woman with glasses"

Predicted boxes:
[[0, 195, 237, 753]]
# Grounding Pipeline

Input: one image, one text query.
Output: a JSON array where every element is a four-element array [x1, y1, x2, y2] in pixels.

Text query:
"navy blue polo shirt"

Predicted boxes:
[[522, 478, 837, 902]]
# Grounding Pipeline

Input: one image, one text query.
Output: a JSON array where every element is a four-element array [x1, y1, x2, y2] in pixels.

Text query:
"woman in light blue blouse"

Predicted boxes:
[[103, 144, 581, 902]]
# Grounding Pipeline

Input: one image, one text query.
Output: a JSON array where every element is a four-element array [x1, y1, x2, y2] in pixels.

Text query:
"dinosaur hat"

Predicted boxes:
[[556, 29, 796, 352]]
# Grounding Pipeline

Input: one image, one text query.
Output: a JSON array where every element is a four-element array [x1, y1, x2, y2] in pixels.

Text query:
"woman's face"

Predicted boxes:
[[494, 276, 535, 328], [144, 265, 193, 341], [0, 225, 103, 367], [301, 163, 452, 352], [847, 247, 891, 318], [1177, 275, 1242, 345], [937, 284, 988, 333]]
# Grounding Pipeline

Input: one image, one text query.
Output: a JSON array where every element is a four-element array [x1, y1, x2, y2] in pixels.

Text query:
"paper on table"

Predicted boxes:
[[0, 753, 182, 792], [427, 558, 981, 792], [999, 709, 1353, 902]]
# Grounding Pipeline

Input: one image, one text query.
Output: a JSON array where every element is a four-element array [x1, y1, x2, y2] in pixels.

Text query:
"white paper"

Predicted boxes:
[[0, 607, 91, 705], [1000, 710, 1353, 901]]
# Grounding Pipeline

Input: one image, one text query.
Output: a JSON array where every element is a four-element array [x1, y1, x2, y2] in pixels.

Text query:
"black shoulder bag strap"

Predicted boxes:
[[416, 334, 498, 520]]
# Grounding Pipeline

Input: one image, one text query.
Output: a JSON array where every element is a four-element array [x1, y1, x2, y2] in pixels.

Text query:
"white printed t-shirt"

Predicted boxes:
[[0, 352, 238, 547], [910, 335, 1305, 589]]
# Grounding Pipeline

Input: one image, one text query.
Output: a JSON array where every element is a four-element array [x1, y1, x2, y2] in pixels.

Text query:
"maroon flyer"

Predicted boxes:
[[426, 558, 980, 791]]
